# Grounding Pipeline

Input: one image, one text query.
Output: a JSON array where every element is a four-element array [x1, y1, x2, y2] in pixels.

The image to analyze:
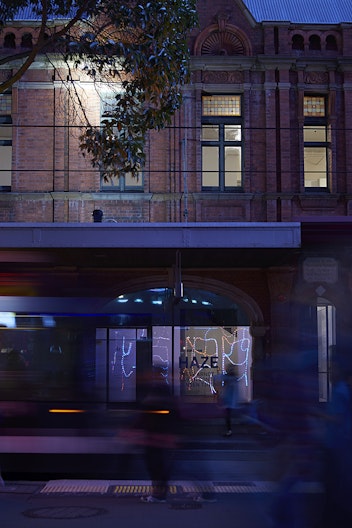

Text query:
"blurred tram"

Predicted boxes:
[[0, 289, 253, 478]]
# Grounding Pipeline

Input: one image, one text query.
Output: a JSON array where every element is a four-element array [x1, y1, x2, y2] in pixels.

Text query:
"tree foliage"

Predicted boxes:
[[0, 0, 198, 178]]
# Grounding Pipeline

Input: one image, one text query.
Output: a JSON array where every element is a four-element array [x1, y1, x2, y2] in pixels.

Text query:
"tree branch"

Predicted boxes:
[[0, 0, 94, 93]]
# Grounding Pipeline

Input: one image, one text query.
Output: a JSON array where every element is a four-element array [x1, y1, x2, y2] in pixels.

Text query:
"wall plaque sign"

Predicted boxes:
[[303, 257, 338, 284]]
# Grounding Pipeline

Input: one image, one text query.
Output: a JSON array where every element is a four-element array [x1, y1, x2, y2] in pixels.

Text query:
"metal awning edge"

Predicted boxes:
[[0, 222, 301, 249]]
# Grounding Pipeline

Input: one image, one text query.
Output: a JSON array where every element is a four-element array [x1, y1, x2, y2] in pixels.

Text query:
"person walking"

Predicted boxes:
[[218, 364, 240, 437], [320, 358, 352, 528], [138, 366, 180, 503]]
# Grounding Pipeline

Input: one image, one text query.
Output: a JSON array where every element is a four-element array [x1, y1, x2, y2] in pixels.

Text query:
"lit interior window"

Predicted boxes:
[[202, 95, 241, 116], [304, 96, 325, 117]]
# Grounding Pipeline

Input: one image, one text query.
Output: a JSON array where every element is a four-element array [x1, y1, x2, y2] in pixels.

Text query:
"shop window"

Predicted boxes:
[[292, 34, 304, 51], [201, 95, 243, 191], [100, 92, 143, 191], [303, 95, 329, 190], [0, 91, 12, 191]]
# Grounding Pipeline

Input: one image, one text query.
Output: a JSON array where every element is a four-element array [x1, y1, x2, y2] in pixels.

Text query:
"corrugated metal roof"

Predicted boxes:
[[9, 1, 352, 25], [12, 6, 76, 21], [13, 7, 42, 21], [243, 0, 352, 24]]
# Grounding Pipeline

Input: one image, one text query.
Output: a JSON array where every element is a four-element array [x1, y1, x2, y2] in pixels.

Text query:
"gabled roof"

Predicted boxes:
[[243, 0, 352, 24]]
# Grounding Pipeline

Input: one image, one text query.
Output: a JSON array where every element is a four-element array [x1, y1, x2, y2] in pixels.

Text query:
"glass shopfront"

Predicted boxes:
[[0, 287, 253, 409], [95, 324, 252, 405]]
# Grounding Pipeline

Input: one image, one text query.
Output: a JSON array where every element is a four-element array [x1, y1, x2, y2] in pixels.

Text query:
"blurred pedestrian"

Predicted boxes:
[[320, 358, 352, 528], [138, 365, 180, 503], [266, 345, 319, 528], [217, 364, 240, 437]]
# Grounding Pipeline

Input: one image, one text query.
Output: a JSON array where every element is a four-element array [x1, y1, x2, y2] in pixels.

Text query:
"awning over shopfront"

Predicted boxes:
[[0, 222, 301, 249], [0, 222, 301, 271]]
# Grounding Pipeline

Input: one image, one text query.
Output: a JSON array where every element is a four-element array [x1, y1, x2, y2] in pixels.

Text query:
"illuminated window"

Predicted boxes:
[[304, 96, 325, 117], [202, 95, 242, 191], [303, 95, 329, 189], [0, 91, 12, 191], [202, 95, 241, 116], [100, 92, 143, 192]]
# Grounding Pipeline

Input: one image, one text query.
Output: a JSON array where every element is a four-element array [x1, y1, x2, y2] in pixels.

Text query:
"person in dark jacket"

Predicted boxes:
[[321, 358, 352, 527], [138, 366, 180, 503], [217, 364, 240, 437]]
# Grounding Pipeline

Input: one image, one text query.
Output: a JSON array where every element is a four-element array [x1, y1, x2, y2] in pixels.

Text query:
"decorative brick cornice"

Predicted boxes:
[[304, 71, 329, 84], [201, 70, 243, 83]]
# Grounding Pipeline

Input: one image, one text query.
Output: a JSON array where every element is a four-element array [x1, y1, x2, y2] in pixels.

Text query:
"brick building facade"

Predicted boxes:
[[2, 1, 352, 224], [0, 1, 351, 410]]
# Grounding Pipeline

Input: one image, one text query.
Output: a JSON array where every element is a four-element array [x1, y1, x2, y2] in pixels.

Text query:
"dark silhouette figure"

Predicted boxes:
[[138, 366, 180, 503], [320, 358, 352, 528], [217, 364, 240, 436], [266, 347, 319, 528]]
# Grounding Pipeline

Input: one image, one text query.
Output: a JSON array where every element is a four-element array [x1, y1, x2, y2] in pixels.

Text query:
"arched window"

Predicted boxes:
[[326, 35, 338, 51], [309, 34, 321, 51], [292, 34, 304, 51], [21, 33, 33, 49], [201, 30, 246, 56], [4, 33, 16, 49]]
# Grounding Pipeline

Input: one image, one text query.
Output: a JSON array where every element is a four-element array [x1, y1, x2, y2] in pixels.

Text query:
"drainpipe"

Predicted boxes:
[[182, 93, 190, 223], [182, 137, 188, 223]]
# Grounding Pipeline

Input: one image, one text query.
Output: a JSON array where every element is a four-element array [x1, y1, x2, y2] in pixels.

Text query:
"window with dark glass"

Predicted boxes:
[[4, 32, 16, 48], [21, 33, 33, 48], [326, 35, 337, 51], [201, 95, 242, 191], [292, 34, 304, 51], [304, 95, 329, 190], [100, 92, 143, 191], [0, 91, 12, 191], [309, 35, 321, 51]]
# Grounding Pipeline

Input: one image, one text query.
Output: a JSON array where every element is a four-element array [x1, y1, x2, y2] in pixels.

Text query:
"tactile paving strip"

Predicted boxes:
[[39, 479, 323, 496], [181, 481, 273, 494], [111, 484, 179, 496], [40, 480, 110, 494], [107, 481, 271, 495]]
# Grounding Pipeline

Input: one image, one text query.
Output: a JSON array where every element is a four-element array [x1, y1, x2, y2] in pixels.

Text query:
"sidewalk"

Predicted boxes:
[[0, 477, 324, 528], [0, 416, 325, 527]]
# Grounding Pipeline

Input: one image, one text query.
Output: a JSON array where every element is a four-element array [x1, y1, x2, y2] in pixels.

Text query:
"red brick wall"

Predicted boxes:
[[2, 2, 352, 223]]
